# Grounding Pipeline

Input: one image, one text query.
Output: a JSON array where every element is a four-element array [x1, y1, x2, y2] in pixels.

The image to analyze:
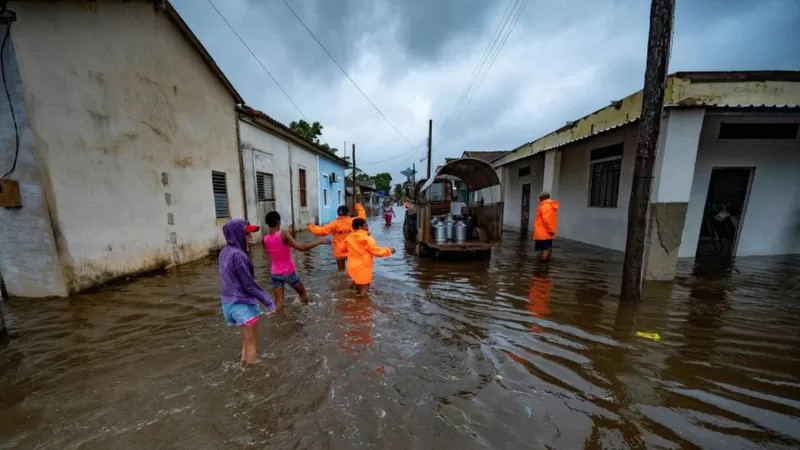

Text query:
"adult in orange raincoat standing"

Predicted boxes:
[[308, 203, 367, 271], [533, 191, 560, 262], [344, 218, 395, 295]]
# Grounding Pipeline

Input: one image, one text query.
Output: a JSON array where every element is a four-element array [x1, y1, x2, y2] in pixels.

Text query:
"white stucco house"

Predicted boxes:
[[0, 0, 246, 297], [494, 71, 800, 280], [237, 106, 348, 233]]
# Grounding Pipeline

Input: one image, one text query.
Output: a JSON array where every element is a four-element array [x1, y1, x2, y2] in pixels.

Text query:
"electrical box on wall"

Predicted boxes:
[[0, 179, 21, 208]]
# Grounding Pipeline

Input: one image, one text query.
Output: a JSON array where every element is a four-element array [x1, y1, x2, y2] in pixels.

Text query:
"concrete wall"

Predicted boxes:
[[9, 2, 242, 294], [0, 25, 68, 297], [500, 154, 544, 232], [317, 155, 346, 223], [239, 119, 292, 233], [679, 114, 800, 258], [290, 143, 319, 227], [556, 127, 637, 251]]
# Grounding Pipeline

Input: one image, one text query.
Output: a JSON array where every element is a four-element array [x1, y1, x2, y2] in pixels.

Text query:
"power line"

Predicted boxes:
[[281, 0, 415, 148], [357, 140, 426, 167], [454, 0, 528, 124], [439, 0, 517, 131], [207, 0, 336, 148]]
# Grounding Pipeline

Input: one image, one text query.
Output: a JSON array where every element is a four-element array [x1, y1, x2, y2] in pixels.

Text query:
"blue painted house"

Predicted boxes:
[[317, 153, 348, 224]]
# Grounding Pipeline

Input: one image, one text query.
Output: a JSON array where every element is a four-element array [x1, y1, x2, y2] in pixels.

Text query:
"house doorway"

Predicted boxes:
[[521, 183, 531, 237], [696, 167, 754, 260]]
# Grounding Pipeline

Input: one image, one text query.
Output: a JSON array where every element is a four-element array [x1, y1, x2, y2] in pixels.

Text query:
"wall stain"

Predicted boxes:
[[174, 157, 193, 168]]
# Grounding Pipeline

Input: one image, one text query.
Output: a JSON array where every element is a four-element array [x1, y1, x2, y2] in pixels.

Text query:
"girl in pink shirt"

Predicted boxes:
[[263, 211, 330, 310]]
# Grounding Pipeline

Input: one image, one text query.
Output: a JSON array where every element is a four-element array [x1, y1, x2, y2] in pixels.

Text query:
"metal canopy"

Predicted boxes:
[[419, 158, 501, 193]]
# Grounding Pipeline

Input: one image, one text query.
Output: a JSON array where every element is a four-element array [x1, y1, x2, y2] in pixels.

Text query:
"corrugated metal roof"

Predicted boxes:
[[494, 71, 800, 167]]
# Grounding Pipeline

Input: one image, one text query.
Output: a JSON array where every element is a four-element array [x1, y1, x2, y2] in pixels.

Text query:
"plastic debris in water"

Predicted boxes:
[[635, 332, 661, 341]]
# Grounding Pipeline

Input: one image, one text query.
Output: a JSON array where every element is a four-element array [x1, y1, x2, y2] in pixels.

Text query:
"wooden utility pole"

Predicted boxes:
[[351, 143, 357, 213], [620, 0, 675, 303], [426, 119, 433, 179], [411, 162, 416, 203]]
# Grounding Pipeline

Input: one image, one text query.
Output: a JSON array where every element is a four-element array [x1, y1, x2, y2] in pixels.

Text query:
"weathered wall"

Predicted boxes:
[[290, 143, 319, 227], [317, 155, 346, 223], [0, 25, 67, 297], [500, 154, 543, 233], [679, 114, 800, 257], [555, 127, 637, 251], [239, 119, 292, 234], [10, 2, 243, 294]]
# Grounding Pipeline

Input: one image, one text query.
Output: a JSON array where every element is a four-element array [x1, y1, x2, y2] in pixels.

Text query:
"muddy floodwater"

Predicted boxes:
[[2, 210, 800, 449]]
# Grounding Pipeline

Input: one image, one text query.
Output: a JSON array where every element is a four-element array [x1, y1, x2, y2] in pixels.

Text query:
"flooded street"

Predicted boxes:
[[2, 209, 800, 449]]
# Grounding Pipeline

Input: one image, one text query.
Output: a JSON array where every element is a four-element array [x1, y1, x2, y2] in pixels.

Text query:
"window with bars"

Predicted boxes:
[[323, 188, 328, 207], [256, 172, 274, 201], [212, 171, 230, 218], [338, 190, 342, 205], [298, 168, 307, 207], [588, 143, 623, 208]]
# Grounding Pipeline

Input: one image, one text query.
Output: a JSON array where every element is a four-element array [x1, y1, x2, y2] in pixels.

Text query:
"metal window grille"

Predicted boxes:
[[212, 171, 230, 218], [589, 159, 622, 208], [256, 172, 274, 201]]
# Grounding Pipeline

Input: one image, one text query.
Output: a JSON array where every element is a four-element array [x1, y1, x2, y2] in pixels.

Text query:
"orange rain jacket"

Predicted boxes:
[[343, 230, 392, 285], [308, 204, 367, 258], [533, 199, 560, 241]]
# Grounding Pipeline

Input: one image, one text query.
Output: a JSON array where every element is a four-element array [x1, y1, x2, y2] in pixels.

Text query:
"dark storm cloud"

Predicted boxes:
[[172, 0, 800, 182]]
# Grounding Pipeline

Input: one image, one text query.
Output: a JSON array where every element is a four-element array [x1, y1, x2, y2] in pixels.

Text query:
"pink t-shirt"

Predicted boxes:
[[263, 232, 296, 275]]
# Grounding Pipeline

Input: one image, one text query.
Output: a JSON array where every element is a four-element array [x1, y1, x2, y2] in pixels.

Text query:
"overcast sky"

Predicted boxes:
[[172, 0, 800, 184]]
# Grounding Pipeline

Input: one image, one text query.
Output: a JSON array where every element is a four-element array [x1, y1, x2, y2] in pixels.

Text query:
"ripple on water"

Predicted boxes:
[[1, 211, 800, 449]]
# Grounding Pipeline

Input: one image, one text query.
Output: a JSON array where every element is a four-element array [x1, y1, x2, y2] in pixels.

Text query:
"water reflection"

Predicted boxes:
[[1, 210, 799, 449]]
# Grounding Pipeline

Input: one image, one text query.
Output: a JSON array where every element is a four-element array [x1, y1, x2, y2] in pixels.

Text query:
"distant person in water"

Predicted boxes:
[[382, 200, 395, 226], [533, 191, 560, 262], [263, 211, 330, 310], [219, 219, 275, 364], [344, 218, 395, 295], [307, 203, 367, 271]]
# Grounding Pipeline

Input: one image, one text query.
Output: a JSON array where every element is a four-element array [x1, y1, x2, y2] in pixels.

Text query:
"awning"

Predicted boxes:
[[419, 158, 500, 194]]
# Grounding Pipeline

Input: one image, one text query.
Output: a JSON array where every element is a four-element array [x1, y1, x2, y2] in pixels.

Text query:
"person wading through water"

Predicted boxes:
[[533, 191, 560, 262], [307, 203, 367, 271]]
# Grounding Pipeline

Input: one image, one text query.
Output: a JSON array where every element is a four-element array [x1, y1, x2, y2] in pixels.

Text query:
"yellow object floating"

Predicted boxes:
[[635, 332, 661, 341]]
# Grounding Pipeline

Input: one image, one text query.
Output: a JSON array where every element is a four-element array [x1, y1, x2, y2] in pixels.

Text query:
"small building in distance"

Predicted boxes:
[[236, 106, 347, 233], [0, 0, 245, 297], [494, 71, 800, 280]]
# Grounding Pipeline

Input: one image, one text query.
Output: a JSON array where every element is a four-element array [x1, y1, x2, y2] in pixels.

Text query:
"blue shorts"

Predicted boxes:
[[534, 239, 553, 251], [270, 272, 302, 289], [221, 303, 261, 327]]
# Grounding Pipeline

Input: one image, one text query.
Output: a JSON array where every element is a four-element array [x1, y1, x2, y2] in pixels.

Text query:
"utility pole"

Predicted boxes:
[[620, 0, 675, 303], [426, 119, 433, 179], [351, 143, 357, 214], [411, 162, 416, 203]]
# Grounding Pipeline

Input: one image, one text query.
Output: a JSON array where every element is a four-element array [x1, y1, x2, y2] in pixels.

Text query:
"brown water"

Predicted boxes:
[[2, 210, 800, 449]]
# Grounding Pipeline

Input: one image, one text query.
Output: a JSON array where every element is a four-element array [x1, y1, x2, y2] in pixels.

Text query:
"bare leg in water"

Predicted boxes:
[[241, 321, 259, 363]]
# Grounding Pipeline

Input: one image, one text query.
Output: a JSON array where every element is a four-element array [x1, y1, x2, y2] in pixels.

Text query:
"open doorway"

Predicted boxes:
[[695, 167, 754, 260]]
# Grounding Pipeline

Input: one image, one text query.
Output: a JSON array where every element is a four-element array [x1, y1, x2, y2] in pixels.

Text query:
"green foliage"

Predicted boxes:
[[393, 183, 403, 199], [373, 172, 392, 192], [289, 119, 338, 154]]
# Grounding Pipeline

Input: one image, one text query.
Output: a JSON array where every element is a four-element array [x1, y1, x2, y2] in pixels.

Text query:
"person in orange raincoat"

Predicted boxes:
[[343, 218, 395, 295], [307, 203, 367, 271], [533, 191, 560, 262]]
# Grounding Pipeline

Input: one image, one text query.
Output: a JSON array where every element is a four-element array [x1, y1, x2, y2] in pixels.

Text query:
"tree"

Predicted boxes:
[[289, 119, 338, 154], [393, 183, 403, 199], [373, 172, 392, 193]]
